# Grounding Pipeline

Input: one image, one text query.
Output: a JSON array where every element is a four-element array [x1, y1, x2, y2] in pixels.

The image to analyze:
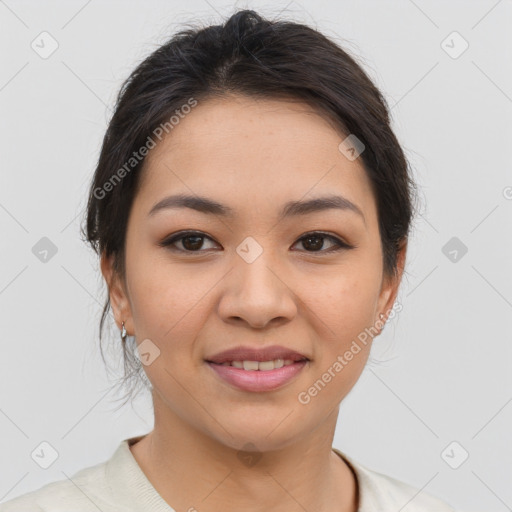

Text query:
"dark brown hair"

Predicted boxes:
[[81, 9, 417, 404]]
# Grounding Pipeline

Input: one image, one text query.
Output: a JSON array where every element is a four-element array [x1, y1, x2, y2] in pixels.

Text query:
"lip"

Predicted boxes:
[[205, 345, 310, 364], [207, 360, 308, 392]]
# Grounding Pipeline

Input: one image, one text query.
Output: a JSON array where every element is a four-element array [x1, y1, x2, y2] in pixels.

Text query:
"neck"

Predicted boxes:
[[129, 394, 358, 512]]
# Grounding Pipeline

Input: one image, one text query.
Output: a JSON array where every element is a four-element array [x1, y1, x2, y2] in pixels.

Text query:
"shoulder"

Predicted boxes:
[[333, 449, 457, 512], [0, 458, 119, 512]]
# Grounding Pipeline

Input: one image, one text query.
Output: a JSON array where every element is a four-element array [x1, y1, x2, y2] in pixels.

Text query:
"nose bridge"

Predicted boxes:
[[238, 250, 280, 292], [234, 240, 286, 300], [218, 238, 296, 328]]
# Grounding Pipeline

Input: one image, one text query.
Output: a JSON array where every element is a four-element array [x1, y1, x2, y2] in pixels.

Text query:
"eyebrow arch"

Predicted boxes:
[[148, 193, 365, 223]]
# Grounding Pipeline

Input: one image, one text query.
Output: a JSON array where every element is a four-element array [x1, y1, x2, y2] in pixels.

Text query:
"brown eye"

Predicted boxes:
[[159, 231, 219, 252], [180, 234, 205, 251], [159, 230, 354, 255], [293, 232, 353, 253]]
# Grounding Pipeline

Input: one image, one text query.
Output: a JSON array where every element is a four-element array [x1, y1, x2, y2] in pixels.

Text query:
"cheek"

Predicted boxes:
[[124, 247, 207, 346], [297, 262, 381, 341], [293, 263, 380, 396], [297, 277, 375, 406]]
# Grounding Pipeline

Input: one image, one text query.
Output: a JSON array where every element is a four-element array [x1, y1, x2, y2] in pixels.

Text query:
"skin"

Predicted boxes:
[[101, 94, 406, 512]]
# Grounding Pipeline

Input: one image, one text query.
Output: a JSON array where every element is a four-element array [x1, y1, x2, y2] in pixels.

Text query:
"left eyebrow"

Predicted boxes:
[[148, 193, 365, 224]]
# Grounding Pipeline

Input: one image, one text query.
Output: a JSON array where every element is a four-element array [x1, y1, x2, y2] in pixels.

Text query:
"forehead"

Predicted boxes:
[[135, 95, 377, 224]]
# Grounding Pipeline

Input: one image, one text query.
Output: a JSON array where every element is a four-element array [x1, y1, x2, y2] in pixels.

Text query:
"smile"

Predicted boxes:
[[206, 360, 308, 392], [214, 358, 305, 370]]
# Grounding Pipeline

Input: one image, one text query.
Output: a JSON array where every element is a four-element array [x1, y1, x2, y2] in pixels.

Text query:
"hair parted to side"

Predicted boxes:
[[81, 9, 418, 406]]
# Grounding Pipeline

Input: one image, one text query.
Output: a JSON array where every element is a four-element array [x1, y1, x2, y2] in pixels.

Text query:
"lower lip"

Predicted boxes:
[[206, 361, 308, 392]]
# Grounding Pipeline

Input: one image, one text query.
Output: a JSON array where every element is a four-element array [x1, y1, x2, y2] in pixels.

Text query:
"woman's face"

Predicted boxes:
[[103, 94, 405, 451]]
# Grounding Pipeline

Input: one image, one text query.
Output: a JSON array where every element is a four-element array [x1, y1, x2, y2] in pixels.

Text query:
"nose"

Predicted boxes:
[[217, 255, 297, 330]]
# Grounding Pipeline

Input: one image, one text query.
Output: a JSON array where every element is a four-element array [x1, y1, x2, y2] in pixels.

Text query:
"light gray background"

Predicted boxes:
[[1, 1, 511, 511]]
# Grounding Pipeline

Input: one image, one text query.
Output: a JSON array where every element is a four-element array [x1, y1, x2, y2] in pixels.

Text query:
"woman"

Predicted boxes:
[[0, 8, 457, 512]]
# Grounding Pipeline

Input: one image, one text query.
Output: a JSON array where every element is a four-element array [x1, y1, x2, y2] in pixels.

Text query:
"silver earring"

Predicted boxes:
[[121, 321, 127, 342]]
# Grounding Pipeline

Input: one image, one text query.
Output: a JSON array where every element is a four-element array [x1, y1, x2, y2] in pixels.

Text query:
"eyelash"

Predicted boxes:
[[158, 230, 354, 254]]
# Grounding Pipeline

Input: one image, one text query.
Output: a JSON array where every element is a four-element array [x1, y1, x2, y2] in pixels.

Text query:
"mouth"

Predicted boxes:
[[205, 345, 311, 392], [205, 345, 310, 366], [205, 357, 309, 392], [206, 358, 308, 371]]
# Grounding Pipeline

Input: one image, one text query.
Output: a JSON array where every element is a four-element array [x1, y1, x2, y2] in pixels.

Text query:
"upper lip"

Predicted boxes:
[[206, 345, 310, 364]]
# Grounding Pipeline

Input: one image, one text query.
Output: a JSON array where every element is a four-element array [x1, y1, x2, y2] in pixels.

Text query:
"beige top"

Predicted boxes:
[[0, 435, 456, 511]]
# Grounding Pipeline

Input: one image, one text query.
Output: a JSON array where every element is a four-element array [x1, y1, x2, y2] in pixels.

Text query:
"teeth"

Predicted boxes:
[[218, 359, 302, 370], [258, 360, 275, 371], [243, 360, 259, 371]]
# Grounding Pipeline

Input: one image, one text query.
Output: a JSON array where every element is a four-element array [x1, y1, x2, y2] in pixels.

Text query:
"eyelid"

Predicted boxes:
[[158, 230, 220, 251], [294, 232, 354, 253], [295, 230, 352, 247], [159, 230, 355, 253]]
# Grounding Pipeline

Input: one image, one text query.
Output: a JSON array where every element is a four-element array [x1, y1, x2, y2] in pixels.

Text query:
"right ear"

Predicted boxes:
[[100, 252, 134, 334]]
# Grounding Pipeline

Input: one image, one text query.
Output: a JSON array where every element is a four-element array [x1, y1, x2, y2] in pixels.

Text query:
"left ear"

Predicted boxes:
[[376, 238, 407, 325]]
